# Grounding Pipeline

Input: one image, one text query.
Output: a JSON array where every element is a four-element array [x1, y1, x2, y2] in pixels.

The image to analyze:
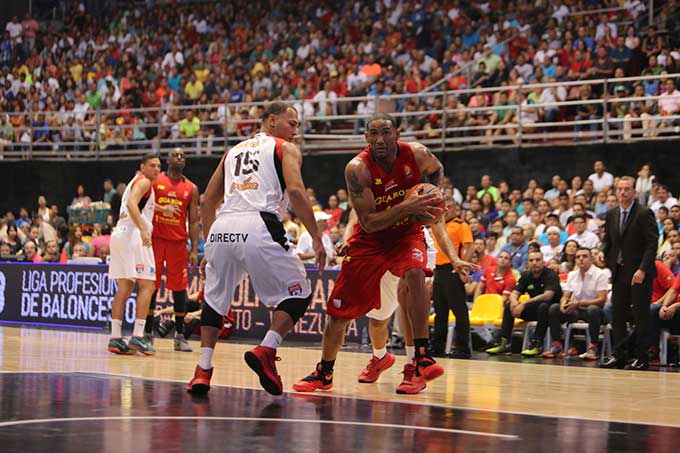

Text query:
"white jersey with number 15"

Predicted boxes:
[[218, 132, 290, 220]]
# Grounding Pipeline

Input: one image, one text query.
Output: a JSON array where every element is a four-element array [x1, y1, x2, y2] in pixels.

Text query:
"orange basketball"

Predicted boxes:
[[405, 183, 445, 225]]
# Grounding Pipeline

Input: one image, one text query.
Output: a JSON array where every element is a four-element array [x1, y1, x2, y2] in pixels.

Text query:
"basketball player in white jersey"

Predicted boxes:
[[187, 102, 326, 396], [337, 208, 438, 394], [107, 154, 161, 355]]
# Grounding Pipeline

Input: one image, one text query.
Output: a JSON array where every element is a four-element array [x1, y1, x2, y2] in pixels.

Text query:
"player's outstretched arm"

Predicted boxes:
[[410, 142, 444, 187], [127, 178, 152, 247], [347, 158, 442, 234], [201, 152, 227, 236], [281, 142, 326, 272]]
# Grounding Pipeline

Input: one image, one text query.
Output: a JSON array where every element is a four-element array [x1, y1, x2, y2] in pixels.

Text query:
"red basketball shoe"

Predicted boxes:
[[244, 346, 283, 396], [395, 363, 426, 394], [186, 365, 213, 394], [415, 354, 445, 382], [293, 364, 333, 392], [358, 352, 396, 383]]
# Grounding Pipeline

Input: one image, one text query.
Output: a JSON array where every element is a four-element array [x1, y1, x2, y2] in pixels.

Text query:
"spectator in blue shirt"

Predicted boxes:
[[462, 24, 480, 49], [501, 226, 530, 271]]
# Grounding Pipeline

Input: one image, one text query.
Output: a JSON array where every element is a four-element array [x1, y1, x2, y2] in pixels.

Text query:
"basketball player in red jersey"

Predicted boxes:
[[145, 147, 200, 352], [294, 113, 478, 393]]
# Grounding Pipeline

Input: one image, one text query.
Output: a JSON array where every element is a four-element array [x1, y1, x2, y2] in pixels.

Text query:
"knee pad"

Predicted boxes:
[[172, 290, 187, 313], [201, 302, 223, 329], [275, 297, 311, 324]]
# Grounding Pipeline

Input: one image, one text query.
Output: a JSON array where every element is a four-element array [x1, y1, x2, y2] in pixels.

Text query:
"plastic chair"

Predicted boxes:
[[659, 329, 680, 366], [470, 294, 504, 326]]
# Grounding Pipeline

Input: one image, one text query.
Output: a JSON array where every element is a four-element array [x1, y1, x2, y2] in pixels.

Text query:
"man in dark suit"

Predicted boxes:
[[601, 176, 659, 370]]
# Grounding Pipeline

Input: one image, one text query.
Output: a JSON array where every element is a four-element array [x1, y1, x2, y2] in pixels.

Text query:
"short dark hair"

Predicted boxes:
[[142, 153, 159, 164], [576, 246, 592, 255], [367, 113, 398, 129], [573, 214, 586, 222], [262, 101, 296, 120], [659, 206, 669, 214], [487, 231, 499, 239]]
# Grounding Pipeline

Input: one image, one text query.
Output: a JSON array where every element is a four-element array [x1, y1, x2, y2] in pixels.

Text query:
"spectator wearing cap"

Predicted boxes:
[[541, 226, 565, 262], [296, 211, 334, 268]]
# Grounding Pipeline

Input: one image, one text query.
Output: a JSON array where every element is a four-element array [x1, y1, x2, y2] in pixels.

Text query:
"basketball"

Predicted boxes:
[[405, 183, 445, 225]]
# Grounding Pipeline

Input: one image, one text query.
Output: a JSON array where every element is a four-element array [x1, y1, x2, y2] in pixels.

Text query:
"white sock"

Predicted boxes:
[[405, 346, 415, 363], [373, 347, 387, 359], [111, 319, 123, 339], [260, 330, 283, 349], [133, 319, 146, 337], [199, 347, 214, 370]]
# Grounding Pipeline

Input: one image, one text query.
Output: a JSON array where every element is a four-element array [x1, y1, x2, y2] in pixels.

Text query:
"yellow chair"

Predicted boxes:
[[470, 294, 504, 327]]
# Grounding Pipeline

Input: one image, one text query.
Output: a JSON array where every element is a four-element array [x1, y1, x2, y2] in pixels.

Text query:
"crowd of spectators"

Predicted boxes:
[[1, 0, 679, 155]]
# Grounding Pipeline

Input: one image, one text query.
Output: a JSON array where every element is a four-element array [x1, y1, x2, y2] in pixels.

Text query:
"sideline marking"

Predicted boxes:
[[0, 416, 519, 440]]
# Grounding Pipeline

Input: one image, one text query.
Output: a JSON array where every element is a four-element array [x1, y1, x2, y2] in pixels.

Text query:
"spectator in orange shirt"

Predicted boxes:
[[432, 198, 473, 358], [359, 54, 382, 81]]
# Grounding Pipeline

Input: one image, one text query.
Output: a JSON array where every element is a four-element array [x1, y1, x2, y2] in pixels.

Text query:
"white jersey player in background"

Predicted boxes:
[[107, 154, 161, 356], [187, 102, 326, 396]]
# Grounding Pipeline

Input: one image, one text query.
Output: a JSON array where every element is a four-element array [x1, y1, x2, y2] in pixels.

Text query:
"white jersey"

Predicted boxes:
[[218, 132, 289, 220], [117, 173, 155, 233]]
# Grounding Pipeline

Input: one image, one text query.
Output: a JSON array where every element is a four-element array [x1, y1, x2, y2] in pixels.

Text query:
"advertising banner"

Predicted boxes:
[[0, 263, 366, 342]]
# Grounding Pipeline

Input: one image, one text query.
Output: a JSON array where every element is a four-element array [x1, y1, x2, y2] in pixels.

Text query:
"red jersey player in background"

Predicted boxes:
[[145, 147, 200, 351], [294, 113, 478, 394]]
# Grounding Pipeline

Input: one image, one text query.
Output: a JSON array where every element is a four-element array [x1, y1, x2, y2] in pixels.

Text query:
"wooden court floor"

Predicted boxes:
[[2, 325, 680, 452]]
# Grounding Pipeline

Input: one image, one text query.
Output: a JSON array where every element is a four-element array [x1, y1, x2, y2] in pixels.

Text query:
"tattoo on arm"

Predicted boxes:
[[347, 169, 364, 199]]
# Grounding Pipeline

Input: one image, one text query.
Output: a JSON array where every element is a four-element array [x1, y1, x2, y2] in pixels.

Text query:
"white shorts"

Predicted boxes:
[[203, 212, 311, 315], [366, 271, 400, 321], [109, 226, 156, 281]]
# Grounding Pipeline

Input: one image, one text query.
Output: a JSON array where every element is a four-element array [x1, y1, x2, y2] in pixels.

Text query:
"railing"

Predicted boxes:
[[1, 73, 680, 160]]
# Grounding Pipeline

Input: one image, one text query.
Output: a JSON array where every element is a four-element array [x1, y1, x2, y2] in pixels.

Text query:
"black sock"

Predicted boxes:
[[414, 338, 429, 357], [146, 290, 158, 334], [175, 316, 184, 334], [319, 359, 335, 374], [184, 319, 200, 340]]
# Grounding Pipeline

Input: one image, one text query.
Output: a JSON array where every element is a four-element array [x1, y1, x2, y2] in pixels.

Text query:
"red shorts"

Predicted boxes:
[[153, 236, 188, 291], [328, 234, 429, 320]]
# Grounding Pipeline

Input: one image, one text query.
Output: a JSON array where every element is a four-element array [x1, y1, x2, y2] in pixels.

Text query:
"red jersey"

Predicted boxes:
[[480, 267, 516, 297], [654, 260, 678, 302], [152, 172, 194, 241], [351, 141, 423, 246]]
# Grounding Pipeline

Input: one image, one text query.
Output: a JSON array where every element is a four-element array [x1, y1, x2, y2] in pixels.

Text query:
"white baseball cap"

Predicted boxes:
[[314, 211, 332, 221]]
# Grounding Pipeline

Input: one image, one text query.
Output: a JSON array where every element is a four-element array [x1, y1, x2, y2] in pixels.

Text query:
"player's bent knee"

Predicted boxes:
[[201, 302, 223, 329], [275, 297, 311, 324]]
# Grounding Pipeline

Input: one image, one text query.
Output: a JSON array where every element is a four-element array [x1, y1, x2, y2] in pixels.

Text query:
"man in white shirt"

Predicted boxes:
[[568, 215, 600, 249], [313, 82, 338, 116], [544, 247, 609, 359], [650, 185, 678, 214], [296, 211, 335, 268], [588, 160, 614, 192]]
